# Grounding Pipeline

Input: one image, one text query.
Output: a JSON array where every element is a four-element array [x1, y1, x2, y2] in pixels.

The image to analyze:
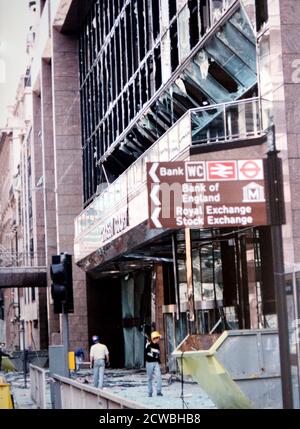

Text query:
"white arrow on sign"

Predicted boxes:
[[149, 163, 160, 183], [150, 184, 161, 206], [151, 207, 162, 228]]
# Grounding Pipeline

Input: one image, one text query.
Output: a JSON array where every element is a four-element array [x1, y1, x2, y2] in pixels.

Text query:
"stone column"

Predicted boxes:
[[277, 0, 300, 268], [51, 28, 88, 352], [31, 92, 48, 349], [32, 93, 45, 266], [259, 0, 297, 271], [40, 59, 60, 342]]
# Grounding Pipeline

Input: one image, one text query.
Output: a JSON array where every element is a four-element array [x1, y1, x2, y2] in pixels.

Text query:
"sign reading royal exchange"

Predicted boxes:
[[147, 160, 270, 229]]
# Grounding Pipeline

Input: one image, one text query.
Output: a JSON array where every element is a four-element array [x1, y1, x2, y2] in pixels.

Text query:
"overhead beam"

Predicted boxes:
[[0, 267, 47, 288]]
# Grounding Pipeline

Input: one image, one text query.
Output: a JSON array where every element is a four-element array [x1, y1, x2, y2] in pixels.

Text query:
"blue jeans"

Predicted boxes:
[[93, 358, 105, 388], [75, 356, 83, 371], [146, 361, 162, 395]]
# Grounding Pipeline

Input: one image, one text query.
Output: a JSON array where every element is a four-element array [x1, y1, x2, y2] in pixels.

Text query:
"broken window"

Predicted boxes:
[[170, 21, 179, 72], [79, 2, 257, 203], [208, 60, 238, 94], [125, 4, 133, 77], [120, 17, 128, 85], [144, 0, 152, 51], [137, 0, 146, 61], [255, 0, 268, 32], [154, 46, 162, 90], [132, 2, 140, 72], [169, 0, 177, 20], [152, 0, 160, 41], [188, 0, 199, 49]]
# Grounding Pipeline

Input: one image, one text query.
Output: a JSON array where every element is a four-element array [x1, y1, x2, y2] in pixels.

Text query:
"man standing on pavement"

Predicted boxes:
[[90, 335, 109, 389], [145, 331, 163, 397]]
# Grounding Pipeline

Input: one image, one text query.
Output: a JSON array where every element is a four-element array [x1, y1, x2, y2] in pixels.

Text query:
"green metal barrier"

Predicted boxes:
[[172, 333, 252, 409], [2, 356, 16, 372]]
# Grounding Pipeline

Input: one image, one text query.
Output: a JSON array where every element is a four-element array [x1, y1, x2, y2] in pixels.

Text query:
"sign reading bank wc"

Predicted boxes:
[[147, 160, 269, 229]]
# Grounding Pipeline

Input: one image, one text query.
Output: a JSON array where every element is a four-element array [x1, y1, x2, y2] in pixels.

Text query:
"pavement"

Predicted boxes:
[[0, 368, 216, 410], [75, 368, 216, 409]]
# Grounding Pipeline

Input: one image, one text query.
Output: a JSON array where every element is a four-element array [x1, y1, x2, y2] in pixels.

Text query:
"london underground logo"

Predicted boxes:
[[238, 160, 264, 180]]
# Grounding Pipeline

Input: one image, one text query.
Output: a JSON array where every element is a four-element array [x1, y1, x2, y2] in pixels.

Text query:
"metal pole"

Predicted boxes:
[[266, 129, 294, 408], [62, 305, 70, 378], [270, 224, 293, 408], [185, 228, 196, 333], [171, 233, 180, 321], [22, 320, 27, 388]]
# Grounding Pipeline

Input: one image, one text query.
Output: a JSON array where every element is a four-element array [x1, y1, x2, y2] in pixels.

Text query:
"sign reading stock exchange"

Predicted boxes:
[[147, 160, 269, 229]]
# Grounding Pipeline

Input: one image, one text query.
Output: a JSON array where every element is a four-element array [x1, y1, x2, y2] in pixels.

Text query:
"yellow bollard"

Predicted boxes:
[[0, 377, 14, 409], [68, 351, 75, 371]]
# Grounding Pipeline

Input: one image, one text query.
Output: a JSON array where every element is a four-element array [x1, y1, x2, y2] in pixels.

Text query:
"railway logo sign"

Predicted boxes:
[[207, 161, 237, 180]]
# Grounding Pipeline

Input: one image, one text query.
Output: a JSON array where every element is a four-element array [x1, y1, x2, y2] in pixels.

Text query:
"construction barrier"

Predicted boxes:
[[1, 356, 16, 372], [0, 376, 14, 409], [30, 364, 47, 409], [172, 329, 281, 409], [173, 335, 252, 409]]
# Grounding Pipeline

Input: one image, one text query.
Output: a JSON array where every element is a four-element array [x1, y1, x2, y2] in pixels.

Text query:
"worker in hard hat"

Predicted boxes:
[[90, 335, 109, 389], [145, 331, 163, 397]]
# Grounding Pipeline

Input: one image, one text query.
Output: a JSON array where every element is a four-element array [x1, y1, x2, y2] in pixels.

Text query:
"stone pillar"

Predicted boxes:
[[40, 60, 60, 341], [31, 92, 48, 349], [51, 28, 88, 352], [258, 0, 300, 407], [32, 93, 45, 266], [277, 0, 300, 267], [259, 0, 298, 271]]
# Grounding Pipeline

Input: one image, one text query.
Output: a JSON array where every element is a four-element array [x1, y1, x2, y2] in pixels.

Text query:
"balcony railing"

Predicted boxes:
[[75, 97, 271, 256], [190, 97, 270, 144]]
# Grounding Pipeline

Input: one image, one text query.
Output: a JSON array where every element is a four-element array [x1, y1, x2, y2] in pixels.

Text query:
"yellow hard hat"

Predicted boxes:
[[151, 331, 161, 340]]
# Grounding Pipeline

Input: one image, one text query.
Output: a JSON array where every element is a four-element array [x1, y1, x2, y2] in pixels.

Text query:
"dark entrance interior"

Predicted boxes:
[[86, 275, 124, 368], [114, 226, 277, 364], [85, 226, 276, 370]]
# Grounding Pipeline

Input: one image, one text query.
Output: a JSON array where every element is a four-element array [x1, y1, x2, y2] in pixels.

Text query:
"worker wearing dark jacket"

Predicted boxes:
[[145, 331, 163, 397]]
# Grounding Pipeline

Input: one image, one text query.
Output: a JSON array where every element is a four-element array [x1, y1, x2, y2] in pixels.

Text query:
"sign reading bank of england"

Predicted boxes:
[[147, 160, 269, 229]]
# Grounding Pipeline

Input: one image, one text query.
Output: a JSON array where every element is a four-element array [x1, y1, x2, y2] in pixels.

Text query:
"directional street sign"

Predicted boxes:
[[147, 159, 269, 229]]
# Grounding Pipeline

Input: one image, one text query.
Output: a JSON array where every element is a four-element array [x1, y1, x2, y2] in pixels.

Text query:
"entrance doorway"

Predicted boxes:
[[163, 226, 277, 369]]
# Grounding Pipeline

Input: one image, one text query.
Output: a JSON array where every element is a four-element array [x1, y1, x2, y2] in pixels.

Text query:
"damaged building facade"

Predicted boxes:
[[72, 0, 299, 406], [73, 0, 300, 407], [75, 0, 264, 370], [3, 0, 299, 408]]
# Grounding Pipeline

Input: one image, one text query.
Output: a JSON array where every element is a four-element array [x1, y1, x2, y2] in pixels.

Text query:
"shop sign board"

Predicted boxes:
[[147, 160, 269, 229], [98, 208, 128, 243]]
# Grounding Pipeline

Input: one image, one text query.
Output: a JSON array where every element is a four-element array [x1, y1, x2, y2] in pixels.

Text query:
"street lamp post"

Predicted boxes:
[[20, 319, 27, 388], [12, 316, 27, 388]]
